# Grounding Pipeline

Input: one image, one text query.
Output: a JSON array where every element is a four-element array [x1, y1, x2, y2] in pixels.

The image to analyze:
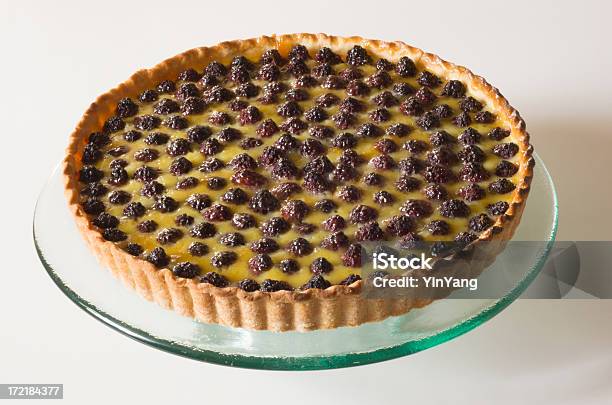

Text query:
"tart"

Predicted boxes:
[[63, 34, 533, 331]]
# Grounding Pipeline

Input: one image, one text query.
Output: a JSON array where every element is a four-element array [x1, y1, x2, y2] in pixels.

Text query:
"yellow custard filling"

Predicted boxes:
[[79, 47, 521, 288]]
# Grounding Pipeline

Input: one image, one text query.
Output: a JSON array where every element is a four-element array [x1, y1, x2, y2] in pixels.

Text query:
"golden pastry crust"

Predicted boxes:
[[63, 33, 533, 331]]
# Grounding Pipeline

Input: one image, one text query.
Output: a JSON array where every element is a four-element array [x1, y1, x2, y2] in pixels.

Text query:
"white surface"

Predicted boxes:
[[1, 1, 611, 404]]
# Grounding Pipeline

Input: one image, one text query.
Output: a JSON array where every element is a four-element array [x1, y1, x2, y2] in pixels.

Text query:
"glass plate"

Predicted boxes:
[[34, 153, 557, 370]]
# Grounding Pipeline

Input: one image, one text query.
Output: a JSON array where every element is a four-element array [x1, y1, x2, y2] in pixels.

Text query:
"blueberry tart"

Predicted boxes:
[[64, 34, 533, 331]]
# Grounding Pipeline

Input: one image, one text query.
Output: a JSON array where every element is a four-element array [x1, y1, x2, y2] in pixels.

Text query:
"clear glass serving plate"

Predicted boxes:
[[34, 153, 557, 370]]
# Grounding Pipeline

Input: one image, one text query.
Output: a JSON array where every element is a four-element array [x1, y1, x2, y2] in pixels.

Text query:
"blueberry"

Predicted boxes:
[[455, 232, 478, 246], [200, 138, 223, 156], [492, 143, 519, 159], [103, 116, 125, 133], [373, 191, 394, 205], [152, 195, 178, 213], [92, 212, 119, 229], [302, 275, 331, 290], [396, 57, 416, 77], [139, 89, 158, 103], [123, 202, 146, 218], [137, 220, 158, 233], [200, 272, 229, 287], [400, 199, 433, 218], [187, 126, 212, 143], [102, 228, 126, 242], [249, 238, 279, 254], [423, 165, 455, 184], [459, 163, 491, 182], [260, 279, 292, 292], [231, 169, 267, 188], [441, 80, 466, 98], [190, 222, 217, 238], [310, 257, 333, 274], [469, 214, 494, 232], [188, 242, 209, 256], [231, 213, 256, 229], [108, 190, 131, 205], [260, 217, 290, 236], [315, 47, 342, 64], [487, 201, 510, 215], [452, 112, 472, 127], [123, 130, 142, 142], [417, 71, 441, 87], [154, 98, 180, 115], [79, 166, 103, 183], [169, 156, 193, 176], [495, 160, 519, 177], [202, 204, 232, 221], [144, 132, 169, 145], [249, 190, 279, 214], [488, 127, 510, 141], [125, 243, 143, 256], [395, 175, 420, 192], [321, 232, 349, 251], [459, 128, 482, 145], [460, 97, 483, 112], [145, 247, 169, 268], [342, 244, 363, 267], [289, 44, 310, 60], [256, 119, 279, 137], [134, 115, 161, 131], [238, 279, 260, 292], [458, 183, 485, 201], [281, 200, 309, 223], [439, 199, 470, 218], [219, 232, 245, 247], [384, 215, 415, 236], [386, 123, 412, 138], [367, 71, 392, 89], [488, 179, 516, 194], [346, 45, 371, 66], [355, 222, 385, 241], [280, 259, 300, 274], [157, 80, 176, 93], [316, 93, 340, 107], [186, 193, 211, 211], [349, 204, 378, 223], [427, 220, 450, 235], [210, 251, 237, 268], [314, 199, 336, 213], [423, 184, 448, 200], [140, 181, 165, 197], [221, 188, 249, 205], [175, 213, 194, 227]]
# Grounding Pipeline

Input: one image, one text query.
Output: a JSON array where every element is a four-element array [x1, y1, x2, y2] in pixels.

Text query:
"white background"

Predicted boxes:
[[1, 1, 612, 404]]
